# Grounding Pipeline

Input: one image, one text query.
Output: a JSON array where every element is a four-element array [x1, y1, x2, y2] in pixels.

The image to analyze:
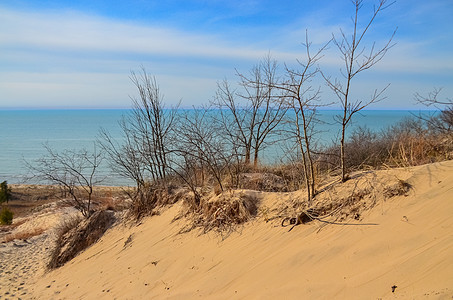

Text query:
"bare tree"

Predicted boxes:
[[99, 68, 180, 218], [100, 68, 179, 186], [128, 67, 179, 183], [173, 108, 237, 205], [414, 88, 453, 133], [322, 0, 396, 181], [99, 119, 147, 189], [26, 144, 104, 218], [213, 56, 287, 167], [415, 87, 452, 107], [278, 32, 329, 203]]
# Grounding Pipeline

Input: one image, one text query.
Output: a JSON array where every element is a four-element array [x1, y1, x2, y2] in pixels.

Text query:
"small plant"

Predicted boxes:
[[0, 206, 14, 225], [0, 181, 11, 204]]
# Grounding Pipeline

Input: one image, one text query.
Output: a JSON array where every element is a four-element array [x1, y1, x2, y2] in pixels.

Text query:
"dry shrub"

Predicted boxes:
[[246, 164, 307, 192], [129, 185, 165, 220], [0, 219, 27, 234], [47, 214, 83, 267], [189, 191, 259, 236], [3, 227, 46, 243], [383, 117, 453, 167], [55, 214, 84, 237], [388, 134, 446, 167], [238, 172, 287, 192], [383, 179, 412, 198], [10, 185, 62, 202], [48, 210, 115, 269], [90, 189, 131, 212], [316, 117, 453, 173], [344, 126, 388, 169], [129, 184, 184, 221], [315, 185, 373, 222]]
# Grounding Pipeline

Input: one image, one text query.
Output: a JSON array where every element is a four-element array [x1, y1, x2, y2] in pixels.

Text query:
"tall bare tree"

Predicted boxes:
[[322, 0, 396, 181], [99, 68, 179, 217], [100, 67, 179, 186], [214, 56, 287, 167], [278, 32, 329, 203], [128, 68, 179, 183]]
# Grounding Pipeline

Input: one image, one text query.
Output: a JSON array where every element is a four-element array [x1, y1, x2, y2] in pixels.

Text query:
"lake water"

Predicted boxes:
[[0, 109, 422, 185]]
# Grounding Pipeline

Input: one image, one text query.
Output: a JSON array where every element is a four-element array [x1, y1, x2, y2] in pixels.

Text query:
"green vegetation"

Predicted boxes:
[[0, 206, 14, 225], [0, 181, 11, 204]]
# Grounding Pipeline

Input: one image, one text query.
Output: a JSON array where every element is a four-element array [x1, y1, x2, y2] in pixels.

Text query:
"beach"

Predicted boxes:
[[0, 196, 79, 298]]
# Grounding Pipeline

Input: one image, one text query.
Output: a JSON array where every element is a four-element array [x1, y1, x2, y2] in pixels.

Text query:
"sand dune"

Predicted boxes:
[[22, 161, 453, 299]]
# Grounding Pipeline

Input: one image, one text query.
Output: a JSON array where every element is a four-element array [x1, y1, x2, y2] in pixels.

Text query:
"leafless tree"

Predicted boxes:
[[101, 68, 179, 186], [99, 68, 180, 217], [99, 119, 146, 189], [322, 0, 396, 181], [415, 87, 452, 107], [213, 56, 287, 167], [414, 87, 453, 133], [277, 32, 329, 203], [26, 144, 104, 218], [128, 67, 180, 183], [173, 108, 238, 205]]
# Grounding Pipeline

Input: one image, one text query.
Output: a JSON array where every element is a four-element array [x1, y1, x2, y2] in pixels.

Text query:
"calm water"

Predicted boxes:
[[0, 109, 125, 185], [0, 109, 420, 185]]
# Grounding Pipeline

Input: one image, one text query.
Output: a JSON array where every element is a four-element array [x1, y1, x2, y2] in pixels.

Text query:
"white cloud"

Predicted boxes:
[[0, 71, 222, 108], [0, 4, 451, 109], [0, 8, 276, 61]]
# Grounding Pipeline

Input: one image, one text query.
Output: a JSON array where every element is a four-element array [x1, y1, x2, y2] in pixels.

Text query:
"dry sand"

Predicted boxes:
[[2, 161, 453, 299], [0, 203, 79, 299]]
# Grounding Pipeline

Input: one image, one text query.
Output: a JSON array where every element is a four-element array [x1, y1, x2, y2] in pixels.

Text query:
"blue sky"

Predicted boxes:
[[1, 0, 452, 109]]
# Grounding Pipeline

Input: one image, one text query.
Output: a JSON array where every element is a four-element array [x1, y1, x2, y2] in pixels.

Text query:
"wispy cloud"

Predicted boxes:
[[0, 8, 279, 62], [0, 7, 278, 107], [0, 1, 452, 109]]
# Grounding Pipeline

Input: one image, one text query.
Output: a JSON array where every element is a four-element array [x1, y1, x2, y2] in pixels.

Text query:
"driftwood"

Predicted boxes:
[[281, 207, 379, 232], [281, 208, 320, 232]]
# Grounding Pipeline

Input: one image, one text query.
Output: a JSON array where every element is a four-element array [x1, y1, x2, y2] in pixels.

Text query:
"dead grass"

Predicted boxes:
[[238, 172, 288, 192], [48, 211, 115, 269], [0, 218, 27, 232], [383, 178, 412, 198], [128, 184, 186, 221], [2, 227, 46, 243], [267, 170, 413, 231], [181, 191, 259, 238], [310, 172, 412, 223]]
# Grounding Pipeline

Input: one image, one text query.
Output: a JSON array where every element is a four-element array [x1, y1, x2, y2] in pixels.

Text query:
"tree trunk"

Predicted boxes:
[[341, 119, 347, 182]]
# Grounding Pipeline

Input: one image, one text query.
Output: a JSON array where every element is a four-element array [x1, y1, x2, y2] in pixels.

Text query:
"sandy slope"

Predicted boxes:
[[28, 161, 453, 299], [0, 205, 79, 298]]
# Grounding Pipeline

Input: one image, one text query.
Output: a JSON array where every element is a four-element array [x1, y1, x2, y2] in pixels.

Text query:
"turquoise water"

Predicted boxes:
[[0, 109, 125, 185], [0, 109, 421, 185]]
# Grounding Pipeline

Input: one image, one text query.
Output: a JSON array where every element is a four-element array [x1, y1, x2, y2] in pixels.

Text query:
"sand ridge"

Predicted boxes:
[[2, 161, 453, 299]]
